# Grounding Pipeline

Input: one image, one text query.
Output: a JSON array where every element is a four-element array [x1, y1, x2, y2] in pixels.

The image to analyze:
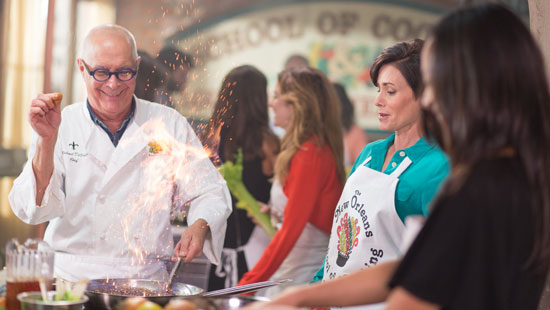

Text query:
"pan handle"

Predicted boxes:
[[201, 279, 292, 297]]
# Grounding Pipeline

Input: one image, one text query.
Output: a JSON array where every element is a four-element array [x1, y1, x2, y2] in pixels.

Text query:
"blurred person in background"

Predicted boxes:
[[134, 50, 167, 102], [284, 54, 309, 70], [8, 24, 231, 281], [237, 67, 346, 296], [156, 46, 194, 108], [333, 82, 368, 168], [201, 65, 280, 290], [310, 39, 449, 310], [250, 3, 550, 309]]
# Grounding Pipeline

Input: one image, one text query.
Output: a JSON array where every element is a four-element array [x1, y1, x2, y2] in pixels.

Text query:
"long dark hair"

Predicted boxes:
[[203, 65, 278, 162], [425, 3, 550, 271]]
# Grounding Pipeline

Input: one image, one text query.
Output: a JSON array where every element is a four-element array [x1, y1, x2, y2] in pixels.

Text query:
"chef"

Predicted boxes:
[[9, 24, 232, 281]]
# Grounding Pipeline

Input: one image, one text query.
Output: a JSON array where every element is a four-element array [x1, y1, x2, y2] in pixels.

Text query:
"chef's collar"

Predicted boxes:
[[86, 97, 136, 147]]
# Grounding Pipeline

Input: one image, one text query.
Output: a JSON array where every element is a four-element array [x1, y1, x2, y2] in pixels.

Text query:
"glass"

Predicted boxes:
[[18, 291, 88, 310], [6, 238, 54, 310], [82, 60, 137, 82]]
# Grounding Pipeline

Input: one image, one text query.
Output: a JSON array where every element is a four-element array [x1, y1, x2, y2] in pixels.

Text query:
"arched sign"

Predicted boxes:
[[166, 0, 443, 131]]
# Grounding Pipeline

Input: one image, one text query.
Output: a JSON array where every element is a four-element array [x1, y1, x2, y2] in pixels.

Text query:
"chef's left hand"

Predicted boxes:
[[175, 218, 210, 262]]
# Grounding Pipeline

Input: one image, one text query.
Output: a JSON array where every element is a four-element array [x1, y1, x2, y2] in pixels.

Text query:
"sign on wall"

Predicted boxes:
[[166, 1, 443, 131]]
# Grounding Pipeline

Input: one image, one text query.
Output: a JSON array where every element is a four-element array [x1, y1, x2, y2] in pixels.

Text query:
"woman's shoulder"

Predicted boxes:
[[292, 137, 334, 163], [410, 140, 449, 174], [299, 137, 324, 153], [423, 143, 448, 163], [441, 157, 528, 214]]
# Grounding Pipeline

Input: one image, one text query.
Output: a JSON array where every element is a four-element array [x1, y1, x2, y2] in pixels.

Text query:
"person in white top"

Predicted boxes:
[[8, 24, 231, 281]]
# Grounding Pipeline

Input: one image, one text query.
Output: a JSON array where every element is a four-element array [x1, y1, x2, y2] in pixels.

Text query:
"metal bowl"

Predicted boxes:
[[85, 279, 203, 310], [18, 291, 88, 310]]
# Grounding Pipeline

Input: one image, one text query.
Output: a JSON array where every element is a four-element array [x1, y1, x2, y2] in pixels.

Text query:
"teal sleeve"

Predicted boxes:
[[311, 258, 326, 283]]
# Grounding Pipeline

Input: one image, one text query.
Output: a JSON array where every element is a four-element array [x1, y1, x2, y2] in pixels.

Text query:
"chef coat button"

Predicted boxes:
[[399, 151, 406, 157], [391, 162, 397, 168], [100, 235, 106, 240]]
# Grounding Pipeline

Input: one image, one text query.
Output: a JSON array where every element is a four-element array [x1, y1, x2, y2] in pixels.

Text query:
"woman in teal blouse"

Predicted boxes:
[[350, 134, 448, 222], [312, 39, 449, 295]]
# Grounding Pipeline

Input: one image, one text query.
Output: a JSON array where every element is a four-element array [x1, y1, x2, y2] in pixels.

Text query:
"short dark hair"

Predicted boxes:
[[157, 47, 193, 71], [369, 39, 424, 98], [284, 54, 309, 70]]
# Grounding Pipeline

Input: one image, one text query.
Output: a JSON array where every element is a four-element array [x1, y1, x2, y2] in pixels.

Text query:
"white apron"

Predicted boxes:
[[323, 156, 412, 310], [214, 226, 271, 288], [258, 180, 329, 297]]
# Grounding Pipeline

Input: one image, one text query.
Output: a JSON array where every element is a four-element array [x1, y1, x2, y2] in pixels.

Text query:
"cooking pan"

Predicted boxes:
[[85, 279, 203, 309], [87, 295, 267, 310], [85, 278, 289, 310]]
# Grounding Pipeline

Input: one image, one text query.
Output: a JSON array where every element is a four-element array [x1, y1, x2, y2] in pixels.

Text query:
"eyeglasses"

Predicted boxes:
[[82, 60, 137, 82]]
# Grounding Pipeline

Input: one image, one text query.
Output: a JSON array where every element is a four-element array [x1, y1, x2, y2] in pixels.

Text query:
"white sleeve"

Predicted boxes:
[[8, 131, 66, 225], [173, 118, 231, 265]]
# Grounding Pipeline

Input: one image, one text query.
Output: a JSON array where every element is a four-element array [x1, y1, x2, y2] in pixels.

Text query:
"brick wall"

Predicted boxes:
[[115, 0, 259, 56]]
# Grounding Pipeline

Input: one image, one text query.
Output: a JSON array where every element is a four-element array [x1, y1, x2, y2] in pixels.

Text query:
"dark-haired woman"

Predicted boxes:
[[311, 39, 449, 310], [253, 3, 550, 310], [201, 65, 280, 290]]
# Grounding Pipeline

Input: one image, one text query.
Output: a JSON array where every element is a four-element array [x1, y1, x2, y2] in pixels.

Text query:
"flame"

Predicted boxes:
[[110, 117, 221, 280]]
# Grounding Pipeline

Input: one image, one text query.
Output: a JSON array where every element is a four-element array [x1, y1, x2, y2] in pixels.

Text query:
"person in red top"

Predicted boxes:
[[238, 67, 345, 296]]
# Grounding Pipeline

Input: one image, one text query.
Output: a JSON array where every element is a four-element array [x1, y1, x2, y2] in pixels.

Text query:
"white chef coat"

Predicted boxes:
[[9, 97, 232, 281]]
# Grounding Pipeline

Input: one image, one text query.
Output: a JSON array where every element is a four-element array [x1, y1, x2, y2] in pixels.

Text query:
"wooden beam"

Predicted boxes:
[[43, 0, 56, 93]]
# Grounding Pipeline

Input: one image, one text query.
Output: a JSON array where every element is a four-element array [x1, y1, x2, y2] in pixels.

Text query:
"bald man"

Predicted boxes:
[[9, 24, 232, 281]]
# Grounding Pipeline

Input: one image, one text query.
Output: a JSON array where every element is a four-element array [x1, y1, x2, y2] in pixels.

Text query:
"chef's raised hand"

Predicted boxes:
[[29, 92, 63, 141], [175, 218, 210, 263], [30, 92, 63, 205]]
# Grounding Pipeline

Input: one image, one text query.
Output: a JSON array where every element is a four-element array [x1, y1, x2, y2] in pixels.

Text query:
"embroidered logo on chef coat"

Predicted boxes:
[[69, 141, 79, 150], [336, 213, 361, 267], [62, 141, 88, 163]]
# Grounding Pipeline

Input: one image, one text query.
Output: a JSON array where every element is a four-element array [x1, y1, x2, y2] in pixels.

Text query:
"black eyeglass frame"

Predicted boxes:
[[82, 60, 137, 82]]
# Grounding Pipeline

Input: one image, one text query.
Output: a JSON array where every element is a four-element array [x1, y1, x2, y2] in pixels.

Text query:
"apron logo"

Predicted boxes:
[[336, 213, 361, 267], [365, 248, 384, 268]]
